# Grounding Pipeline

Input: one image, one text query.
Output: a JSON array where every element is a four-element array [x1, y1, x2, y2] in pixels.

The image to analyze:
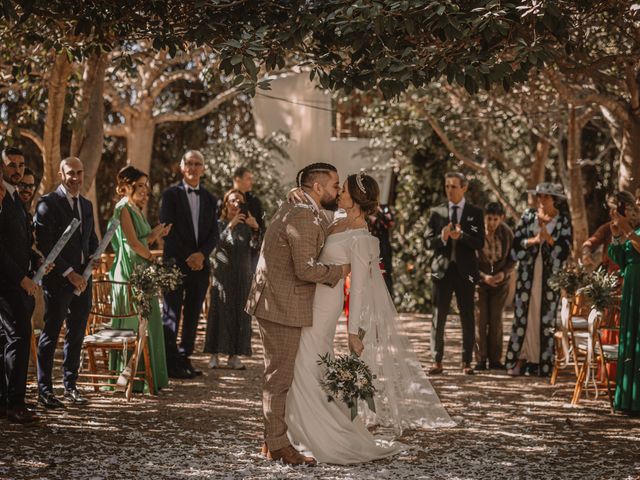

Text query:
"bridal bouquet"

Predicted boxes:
[[129, 259, 183, 319], [317, 353, 376, 421]]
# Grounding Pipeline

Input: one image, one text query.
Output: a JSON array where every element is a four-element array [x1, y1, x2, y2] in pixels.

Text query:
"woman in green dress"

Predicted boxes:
[[108, 165, 172, 392], [609, 206, 640, 414]]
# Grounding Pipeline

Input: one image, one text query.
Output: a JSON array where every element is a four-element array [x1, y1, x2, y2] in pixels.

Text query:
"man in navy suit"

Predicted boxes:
[[160, 150, 219, 378], [0, 147, 42, 424], [425, 172, 485, 375], [34, 156, 99, 408]]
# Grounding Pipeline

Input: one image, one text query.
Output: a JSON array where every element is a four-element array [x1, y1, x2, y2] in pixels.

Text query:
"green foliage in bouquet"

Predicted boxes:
[[129, 260, 183, 319], [549, 263, 590, 297], [317, 353, 376, 421], [581, 269, 619, 312]]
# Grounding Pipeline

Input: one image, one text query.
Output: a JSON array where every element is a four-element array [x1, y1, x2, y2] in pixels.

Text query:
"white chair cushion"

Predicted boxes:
[[84, 329, 137, 344]]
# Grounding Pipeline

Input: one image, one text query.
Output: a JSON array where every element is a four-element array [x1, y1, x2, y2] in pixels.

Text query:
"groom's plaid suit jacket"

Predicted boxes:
[[245, 201, 342, 327]]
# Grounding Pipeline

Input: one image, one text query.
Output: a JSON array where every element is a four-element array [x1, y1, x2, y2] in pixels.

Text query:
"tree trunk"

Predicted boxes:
[[40, 53, 73, 195], [70, 52, 108, 237], [527, 137, 549, 207], [126, 110, 156, 174], [618, 113, 640, 194], [566, 106, 589, 258]]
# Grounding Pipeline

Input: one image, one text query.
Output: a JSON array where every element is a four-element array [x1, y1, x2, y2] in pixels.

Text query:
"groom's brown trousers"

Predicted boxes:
[[257, 317, 302, 452]]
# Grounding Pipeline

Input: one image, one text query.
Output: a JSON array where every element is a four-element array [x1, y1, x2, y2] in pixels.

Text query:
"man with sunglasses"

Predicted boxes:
[[17, 167, 38, 212]]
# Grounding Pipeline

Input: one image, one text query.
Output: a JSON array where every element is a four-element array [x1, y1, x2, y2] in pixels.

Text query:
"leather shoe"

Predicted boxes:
[[64, 388, 89, 405], [168, 367, 195, 379], [38, 391, 65, 409], [270, 445, 316, 466], [428, 363, 443, 375], [260, 442, 273, 460], [462, 363, 475, 375], [489, 361, 505, 370], [7, 406, 40, 424], [474, 361, 487, 371], [184, 359, 203, 377]]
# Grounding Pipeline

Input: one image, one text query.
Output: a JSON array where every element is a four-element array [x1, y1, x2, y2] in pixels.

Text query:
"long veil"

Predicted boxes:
[[356, 254, 455, 435]]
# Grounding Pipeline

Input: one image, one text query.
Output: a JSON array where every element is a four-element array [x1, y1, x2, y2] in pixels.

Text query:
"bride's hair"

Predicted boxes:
[[346, 173, 379, 216]]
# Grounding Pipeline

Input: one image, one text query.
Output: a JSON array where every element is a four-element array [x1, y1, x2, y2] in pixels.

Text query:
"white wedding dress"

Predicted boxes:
[[286, 228, 454, 465]]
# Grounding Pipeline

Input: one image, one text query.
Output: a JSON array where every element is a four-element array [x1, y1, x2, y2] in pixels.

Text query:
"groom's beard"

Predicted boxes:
[[320, 196, 339, 211]]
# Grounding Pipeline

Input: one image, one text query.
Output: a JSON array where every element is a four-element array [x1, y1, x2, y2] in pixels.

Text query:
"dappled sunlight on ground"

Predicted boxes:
[[1, 314, 638, 479]]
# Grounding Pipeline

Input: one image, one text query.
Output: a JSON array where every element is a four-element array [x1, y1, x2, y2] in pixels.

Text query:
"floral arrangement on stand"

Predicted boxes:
[[549, 262, 591, 298], [129, 259, 183, 319], [317, 353, 377, 421], [580, 269, 619, 313]]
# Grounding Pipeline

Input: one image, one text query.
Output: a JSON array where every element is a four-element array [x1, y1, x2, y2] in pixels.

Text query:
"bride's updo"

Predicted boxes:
[[346, 173, 379, 216]]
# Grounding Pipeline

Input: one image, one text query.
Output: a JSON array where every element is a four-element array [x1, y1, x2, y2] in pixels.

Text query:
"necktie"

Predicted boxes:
[[450, 205, 459, 262], [72, 197, 80, 221], [188, 188, 200, 195]]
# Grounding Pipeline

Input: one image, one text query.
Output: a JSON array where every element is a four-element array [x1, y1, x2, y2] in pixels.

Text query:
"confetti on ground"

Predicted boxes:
[[2, 314, 638, 479]]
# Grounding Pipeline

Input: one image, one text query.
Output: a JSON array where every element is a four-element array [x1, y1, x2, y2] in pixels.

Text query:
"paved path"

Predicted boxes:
[[1, 314, 638, 479]]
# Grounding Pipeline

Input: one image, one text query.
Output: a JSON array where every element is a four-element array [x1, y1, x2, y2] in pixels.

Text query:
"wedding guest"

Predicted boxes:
[[425, 172, 484, 375], [108, 166, 171, 392], [17, 167, 46, 336], [609, 205, 640, 415], [205, 189, 258, 370], [0, 147, 41, 424], [506, 183, 572, 377], [475, 202, 515, 371], [160, 150, 219, 379], [233, 166, 264, 270], [35, 156, 99, 407], [582, 191, 637, 272], [17, 167, 38, 213], [367, 205, 395, 296]]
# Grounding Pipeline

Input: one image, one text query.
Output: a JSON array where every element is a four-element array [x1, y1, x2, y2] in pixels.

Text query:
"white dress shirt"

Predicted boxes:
[[448, 198, 466, 223], [445, 197, 466, 262], [183, 181, 200, 242]]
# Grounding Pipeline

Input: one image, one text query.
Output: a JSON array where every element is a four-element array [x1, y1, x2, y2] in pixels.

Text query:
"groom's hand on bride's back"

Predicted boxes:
[[348, 334, 364, 357], [341, 264, 351, 278]]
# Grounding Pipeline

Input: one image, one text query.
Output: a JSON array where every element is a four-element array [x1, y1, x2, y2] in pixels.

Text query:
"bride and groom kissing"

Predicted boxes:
[[246, 162, 453, 467]]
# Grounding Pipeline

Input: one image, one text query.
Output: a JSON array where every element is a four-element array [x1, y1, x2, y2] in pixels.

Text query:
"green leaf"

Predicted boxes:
[[230, 54, 243, 65], [243, 56, 258, 77]]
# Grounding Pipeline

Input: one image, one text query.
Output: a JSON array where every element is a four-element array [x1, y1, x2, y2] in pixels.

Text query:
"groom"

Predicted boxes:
[[246, 162, 350, 466]]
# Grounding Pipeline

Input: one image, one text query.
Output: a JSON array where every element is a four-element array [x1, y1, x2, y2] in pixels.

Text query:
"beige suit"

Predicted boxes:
[[246, 201, 342, 451]]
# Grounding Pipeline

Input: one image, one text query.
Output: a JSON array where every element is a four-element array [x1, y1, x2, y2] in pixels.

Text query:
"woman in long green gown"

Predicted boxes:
[[108, 166, 171, 392], [608, 208, 640, 414]]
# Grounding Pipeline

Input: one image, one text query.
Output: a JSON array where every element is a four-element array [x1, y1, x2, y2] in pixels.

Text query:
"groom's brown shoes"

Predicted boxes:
[[260, 442, 273, 460], [270, 445, 317, 466]]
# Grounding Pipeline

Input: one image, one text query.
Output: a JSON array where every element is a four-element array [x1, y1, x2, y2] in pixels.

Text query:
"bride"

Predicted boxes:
[[286, 172, 454, 465]]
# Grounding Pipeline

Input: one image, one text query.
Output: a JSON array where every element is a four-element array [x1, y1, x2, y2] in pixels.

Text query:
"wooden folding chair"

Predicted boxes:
[[571, 304, 620, 412], [78, 280, 155, 400], [551, 292, 591, 384]]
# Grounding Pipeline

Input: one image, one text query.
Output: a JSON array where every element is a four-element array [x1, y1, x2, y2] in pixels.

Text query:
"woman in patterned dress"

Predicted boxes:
[[506, 183, 572, 377]]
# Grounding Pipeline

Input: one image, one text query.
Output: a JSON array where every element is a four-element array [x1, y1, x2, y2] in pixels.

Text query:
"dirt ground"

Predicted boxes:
[[1, 313, 638, 480]]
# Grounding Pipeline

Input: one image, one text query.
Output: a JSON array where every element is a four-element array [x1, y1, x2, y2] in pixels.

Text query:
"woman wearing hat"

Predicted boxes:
[[506, 183, 573, 377]]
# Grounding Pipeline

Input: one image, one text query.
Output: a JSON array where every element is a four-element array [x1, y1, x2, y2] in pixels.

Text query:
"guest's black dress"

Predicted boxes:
[[204, 220, 255, 356]]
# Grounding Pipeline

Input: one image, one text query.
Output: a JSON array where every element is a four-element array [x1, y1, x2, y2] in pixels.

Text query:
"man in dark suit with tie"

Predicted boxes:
[[160, 150, 219, 378], [0, 147, 41, 423], [425, 172, 484, 375], [34, 156, 99, 408]]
